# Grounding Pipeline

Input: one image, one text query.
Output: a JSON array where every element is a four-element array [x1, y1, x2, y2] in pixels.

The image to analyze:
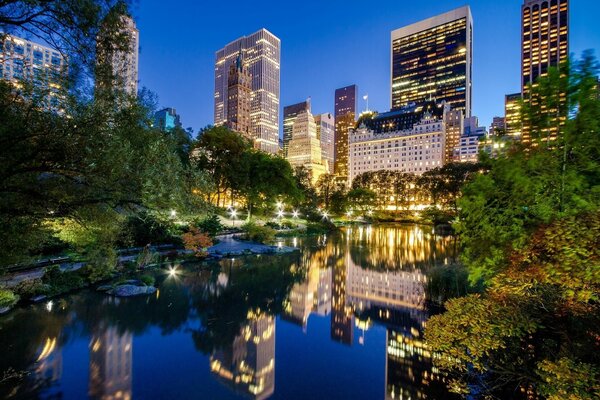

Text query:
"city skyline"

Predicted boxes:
[[133, 0, 598, 135]]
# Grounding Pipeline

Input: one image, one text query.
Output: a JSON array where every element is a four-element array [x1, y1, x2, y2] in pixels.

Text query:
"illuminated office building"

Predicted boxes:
[[315, 113, 335, 174], [391, 6, 473, 117], [89, 326, 133, 400], [521, 0, 569, 143], [286, 109, 328, 184], [0, 34, 66, 108], [96, 15, 139, 96], [226, 51, 252, 137], [334, 85, 358, 179], [505, 93, 523, 138], [283, 99, 311, 156], [214, 29, 281, 154], [489, 116, 506, 136], [210, 314, 275, 400]]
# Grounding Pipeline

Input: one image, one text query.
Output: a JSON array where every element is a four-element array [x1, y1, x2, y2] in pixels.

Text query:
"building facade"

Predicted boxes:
[[489, 116, 506, 136], [505, 93, 523, 138], [283, 100, 311, 156], [0, 34, 66, 108], [96, 15, 139, 96], [286, 109, 328, 184], [334, 85, 358, 179], [315, 113, 335, 174], [214, 29, 281, 154], [226, 52, 252, 137], [391, 6, 473, 117], [521, 0, 569, 143], [348, 102, 448, 184], [154, 108, 182, 131]]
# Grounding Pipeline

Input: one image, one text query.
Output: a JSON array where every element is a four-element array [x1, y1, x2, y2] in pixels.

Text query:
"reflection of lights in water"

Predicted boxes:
[[277, 242, 283, 249], [293, 237, 298, 248], [46, 300, 54, 312], [36, 337, 57, 362]]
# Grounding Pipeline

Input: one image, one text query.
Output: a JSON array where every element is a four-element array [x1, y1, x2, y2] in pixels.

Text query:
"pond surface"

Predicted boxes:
[[1, 224, 460, 400]]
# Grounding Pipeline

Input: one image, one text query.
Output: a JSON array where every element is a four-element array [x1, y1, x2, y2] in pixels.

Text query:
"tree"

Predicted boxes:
[[347, 188, 376, 216]]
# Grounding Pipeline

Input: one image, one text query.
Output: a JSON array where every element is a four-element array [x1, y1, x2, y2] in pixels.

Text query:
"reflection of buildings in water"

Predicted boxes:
[[282, 248, 332, 330], [210, 313, 275, 400], [346, 225, 456, 270], [34, 336, 63, 384], [331, 253, 354, 345], [89, 326, 133, 400], [346, 251, 427, 312]]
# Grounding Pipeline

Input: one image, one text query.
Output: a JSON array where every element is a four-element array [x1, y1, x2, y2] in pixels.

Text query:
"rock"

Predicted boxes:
[[109, 285, 157, 297], [96, 285, 113, 292], [31, 295, 47, 303], [0, 306, 11, 315]]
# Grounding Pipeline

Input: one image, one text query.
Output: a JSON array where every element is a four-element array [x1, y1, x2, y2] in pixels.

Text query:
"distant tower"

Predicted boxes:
[[521, 0, 569, 144], [315, 113, 335, 174], [391, 6, 473, 117], [334, 85, 358, 179], [214, 29, 281, 154], [226, 51, 252, 138], [154, 108, 182, 131], [283, 99, 311, 156], [96, 14, 139, 96], [286, 109, 328, 184]]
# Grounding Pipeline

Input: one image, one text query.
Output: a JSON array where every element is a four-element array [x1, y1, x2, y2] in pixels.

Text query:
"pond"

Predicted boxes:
[[0, 224, 461, 400]]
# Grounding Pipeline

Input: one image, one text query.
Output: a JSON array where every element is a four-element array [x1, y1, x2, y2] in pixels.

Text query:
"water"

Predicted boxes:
[[0, 224, 460, 400]]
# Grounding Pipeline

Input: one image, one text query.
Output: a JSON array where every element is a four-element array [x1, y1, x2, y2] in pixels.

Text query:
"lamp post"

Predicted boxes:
[[229, 208, 237, 228]]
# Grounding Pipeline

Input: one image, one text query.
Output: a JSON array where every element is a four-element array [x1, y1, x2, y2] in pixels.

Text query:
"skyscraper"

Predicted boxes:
[[391, 6, 473, 117], [96, 14, 139, 96], [283, 99, 311, 156], [286, 109, 328, 184], [505, 93, 523, 138], [226, 52, 252, 138], [154, 108, 182, 131], [0, 34, 66, 108], [315, 113, 335, 174], [214, 29, 281, 154], [489, 116, 506, 136], [521, 0, 569, 143], [334, 85, 358, 179]]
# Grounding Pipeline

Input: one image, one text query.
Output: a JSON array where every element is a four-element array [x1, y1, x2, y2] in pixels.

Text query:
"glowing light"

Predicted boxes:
[[167, 266, 179, 277], [170, 209, 177, 218], [46, 300, 54, 312], [322, 211, 330, 220], [276, 201, 283, 209], [277, 210, 285, 219], [230, 209, 238, 218], [292, 210, 299, 218]]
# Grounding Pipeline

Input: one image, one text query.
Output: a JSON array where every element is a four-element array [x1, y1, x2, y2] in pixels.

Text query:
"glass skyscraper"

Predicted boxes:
[[391, 6, 473, 118], [283, 99, 311, 156], [334, 85, 358, 179], [214, 29, 281, 154]]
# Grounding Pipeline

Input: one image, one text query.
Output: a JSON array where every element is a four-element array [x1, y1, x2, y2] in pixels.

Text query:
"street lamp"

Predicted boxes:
[[322, 211, 330, 221], [170, 209, 177, 218], [276, 201, 283, 210], [292, 210, 299, 219], [229, 208, 237, 228]]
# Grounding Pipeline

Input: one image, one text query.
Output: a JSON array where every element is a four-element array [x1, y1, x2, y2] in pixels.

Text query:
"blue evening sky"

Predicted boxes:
[[135, 0, 600, 135]]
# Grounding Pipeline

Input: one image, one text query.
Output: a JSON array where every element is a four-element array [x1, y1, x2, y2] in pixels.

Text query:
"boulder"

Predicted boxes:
[[0, 306, 11, 315], [110, 284, 157, 297]]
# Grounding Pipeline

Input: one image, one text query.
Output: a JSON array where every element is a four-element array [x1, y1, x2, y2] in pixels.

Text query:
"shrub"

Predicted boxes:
[[120, 211, 175, 247], [42, 265, 86, 296], [12, 279, 48, 299], [421, 206, 454, 226], [81, 245, 118, 283], [140, 275, 155, 287], [182, 227, 213, 257], [306, 221, 335, 235], [241, 222, 275, 244], [193, 214, 224, 238], [0, 289, 19, 309]]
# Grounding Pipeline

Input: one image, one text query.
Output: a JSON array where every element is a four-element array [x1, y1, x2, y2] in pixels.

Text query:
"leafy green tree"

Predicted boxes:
[[347, 187, 376, 216]]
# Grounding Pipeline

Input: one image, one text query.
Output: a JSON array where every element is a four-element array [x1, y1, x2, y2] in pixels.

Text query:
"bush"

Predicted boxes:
[[182, 227, 213, 257], [421, 206, 455, 226], [241, 222, 276, 244], [81, 245, 117, 283], [0, 289, 19, 309], [42, 265, 86, 296], [12, 279, 48, 299], [120, 211, 176, 247], [193, 214, 224, 238], [140, 275, 155, 287], [306, 221, 336, 235]]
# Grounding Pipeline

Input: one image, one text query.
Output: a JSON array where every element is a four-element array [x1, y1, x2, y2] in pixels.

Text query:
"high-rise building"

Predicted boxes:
[[96, 14, 139, 96], [214, 29, 281, 154], [490, 116, 506, 136], [225, 51, 252, 138], [505, 93, 523, 138], [391, 6, 473, 117], [154, 108, 182, 131], [521, 0, 569, 143], [445, 109, 464, 163], [0, 34, 66, 108], [334, 85, 358, 179], [286, 109, 328, 184], [315, 113, 335, 174], [283, 100, 311, 156]]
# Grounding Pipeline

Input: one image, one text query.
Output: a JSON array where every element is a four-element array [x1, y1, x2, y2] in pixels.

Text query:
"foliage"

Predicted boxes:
[[425, 264, 473, 305], [120, 211, 175, 247], [426, 212, 600, 398], [418, 162, 482, 213], [140, 275, 155, 287], [0, 289, 19, 309], [42, 265, 86, 296], [193, 214, 224, 238], [346, 188, 377, 215], [182, 227, 213, 257], [352, 170, 417, 210], [420, 206, 454, 226], [241, 222, 276, 244], [80, 245, 117, 283]]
